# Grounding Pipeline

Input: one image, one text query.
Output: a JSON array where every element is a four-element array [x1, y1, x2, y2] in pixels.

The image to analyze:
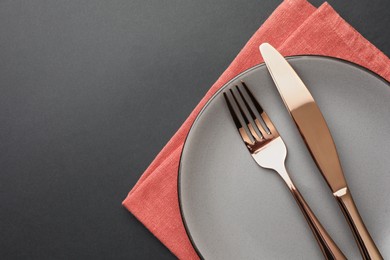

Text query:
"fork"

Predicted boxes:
[[223, 82, 346, 260]]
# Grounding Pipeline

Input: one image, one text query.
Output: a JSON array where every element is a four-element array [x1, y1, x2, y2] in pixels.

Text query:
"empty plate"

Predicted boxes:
[[179, 56, 390, 259]]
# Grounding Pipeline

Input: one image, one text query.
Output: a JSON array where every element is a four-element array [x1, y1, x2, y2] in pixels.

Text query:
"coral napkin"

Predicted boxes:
[[123, 0, 390, 259]]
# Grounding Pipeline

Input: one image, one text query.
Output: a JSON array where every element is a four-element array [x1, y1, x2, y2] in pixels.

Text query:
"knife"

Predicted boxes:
[[259, 43, 382, 260]]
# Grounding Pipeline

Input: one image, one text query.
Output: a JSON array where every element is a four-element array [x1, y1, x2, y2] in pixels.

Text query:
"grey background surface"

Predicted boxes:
[[0, 0, 388, 259]]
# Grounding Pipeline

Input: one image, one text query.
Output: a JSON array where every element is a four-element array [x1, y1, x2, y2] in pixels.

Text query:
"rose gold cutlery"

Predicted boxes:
[[260, 43, 383, 260], [224, 82, 346, 260]]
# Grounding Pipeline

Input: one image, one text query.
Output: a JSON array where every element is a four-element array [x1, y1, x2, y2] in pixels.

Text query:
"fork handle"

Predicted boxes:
[[334, 188, 383, 260], [278, 168, 346, 260]]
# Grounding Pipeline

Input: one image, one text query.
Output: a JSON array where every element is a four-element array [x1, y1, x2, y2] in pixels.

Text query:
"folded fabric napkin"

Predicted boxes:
[[123, 0, 390, 258]]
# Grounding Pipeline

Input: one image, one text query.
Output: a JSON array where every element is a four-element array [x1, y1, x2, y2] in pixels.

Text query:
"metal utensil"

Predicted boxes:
[[224, 82, 346, 260], [260, 42, 383, 260]]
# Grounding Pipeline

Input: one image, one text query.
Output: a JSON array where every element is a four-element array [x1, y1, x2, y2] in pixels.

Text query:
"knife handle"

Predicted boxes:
[[279, 169, 346, 260], [334, 188, 383, 260]]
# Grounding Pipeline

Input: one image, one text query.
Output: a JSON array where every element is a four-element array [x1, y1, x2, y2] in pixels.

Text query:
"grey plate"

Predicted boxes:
[[178, 56, 390, 259]]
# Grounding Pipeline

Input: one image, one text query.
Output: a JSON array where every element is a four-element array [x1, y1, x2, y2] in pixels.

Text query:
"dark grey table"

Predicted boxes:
[[0, 0, 388, 259]]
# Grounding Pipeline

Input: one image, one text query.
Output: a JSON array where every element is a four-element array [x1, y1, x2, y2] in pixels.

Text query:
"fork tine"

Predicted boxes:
[[223, 92, 253, 145], [229, 89, 261, 142], [229, 89, 249, 125], [235, 85, 256, 120], [223, 92, 241, 129], [235, 85, 266, 139], [241, 81, 276, 135], [241, 82, 263, 114]]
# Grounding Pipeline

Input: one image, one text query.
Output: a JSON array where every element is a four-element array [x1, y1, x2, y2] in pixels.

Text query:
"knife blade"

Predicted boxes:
[[259, 43, 382, 260]]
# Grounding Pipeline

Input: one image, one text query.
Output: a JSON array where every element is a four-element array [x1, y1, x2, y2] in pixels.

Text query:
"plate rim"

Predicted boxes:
[[177, 55, 389, 259]]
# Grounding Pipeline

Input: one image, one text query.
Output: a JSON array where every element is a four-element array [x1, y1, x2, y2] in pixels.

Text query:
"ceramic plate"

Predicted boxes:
[[178, 56, 390, 259]]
